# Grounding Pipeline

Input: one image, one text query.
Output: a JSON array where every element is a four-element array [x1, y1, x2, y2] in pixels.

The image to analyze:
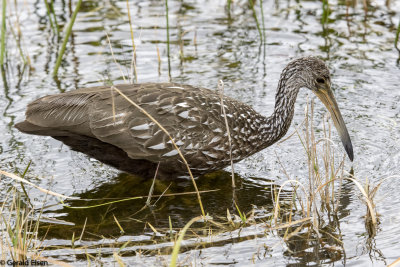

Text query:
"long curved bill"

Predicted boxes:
[[314, 87, 354, 161]]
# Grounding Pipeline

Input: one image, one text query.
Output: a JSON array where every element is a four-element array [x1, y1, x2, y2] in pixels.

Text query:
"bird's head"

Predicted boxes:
[[289, 57, 354, 161]]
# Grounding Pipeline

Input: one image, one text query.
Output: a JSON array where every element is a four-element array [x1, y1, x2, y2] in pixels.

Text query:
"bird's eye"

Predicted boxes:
[[316, 78, 325, 84]]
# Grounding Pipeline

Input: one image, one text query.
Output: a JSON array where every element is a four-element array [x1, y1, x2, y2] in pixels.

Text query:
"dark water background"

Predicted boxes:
[[1, 0, 400, 265]]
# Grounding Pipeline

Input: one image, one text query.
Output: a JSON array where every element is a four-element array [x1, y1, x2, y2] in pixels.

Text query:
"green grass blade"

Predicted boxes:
[[169, 216, 203, 267], [44, 0, 56, 33], [395, 19, 400, 51], [53, 0, 82, 77], [248, 0, 263, 42], [0, 0, 6, 65], [165, 0, 171, 80], [260, 0, 266, 41]]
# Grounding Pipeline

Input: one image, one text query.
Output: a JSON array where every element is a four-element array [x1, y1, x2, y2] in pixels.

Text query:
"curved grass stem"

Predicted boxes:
[[169, 216, 204, 267]]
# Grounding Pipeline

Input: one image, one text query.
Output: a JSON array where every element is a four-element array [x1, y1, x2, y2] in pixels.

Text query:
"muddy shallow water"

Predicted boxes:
[[1, 0, 400, 265]]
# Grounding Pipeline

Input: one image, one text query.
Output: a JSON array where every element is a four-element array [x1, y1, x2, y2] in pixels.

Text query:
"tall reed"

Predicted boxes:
[[227, 0, 232, 14], [395, 19, 400, 52], [259, 0, 266, 41], [53, 0, 82, 77], [0, 0, 6, 65], [248, 0, 263, 42], [44, 0, 60, 37], [165, 0, 171, 80], [126, 0, 138, 83]]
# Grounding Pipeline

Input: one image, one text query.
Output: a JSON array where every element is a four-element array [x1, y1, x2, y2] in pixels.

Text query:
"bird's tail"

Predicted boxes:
[[15, 120, 68, 136]]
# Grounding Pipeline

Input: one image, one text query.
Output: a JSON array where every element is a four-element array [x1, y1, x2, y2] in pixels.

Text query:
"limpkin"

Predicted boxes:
[[16, 57, 353, 178]]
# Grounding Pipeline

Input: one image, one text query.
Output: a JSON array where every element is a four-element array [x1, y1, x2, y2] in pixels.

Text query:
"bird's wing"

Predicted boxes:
[[88, 83, 230, 163]]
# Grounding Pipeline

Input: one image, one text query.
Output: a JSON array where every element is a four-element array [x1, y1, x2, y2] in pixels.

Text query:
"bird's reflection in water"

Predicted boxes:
[[38, 171, 382, 265], [41, 170, 278, 239]]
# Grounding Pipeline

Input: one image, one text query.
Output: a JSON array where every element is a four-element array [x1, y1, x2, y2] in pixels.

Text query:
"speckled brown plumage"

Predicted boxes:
[[15, 57, 354, 178]]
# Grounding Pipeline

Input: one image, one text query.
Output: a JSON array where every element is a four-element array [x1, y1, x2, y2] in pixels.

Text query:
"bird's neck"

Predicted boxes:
[[260, 72, 302, 148]]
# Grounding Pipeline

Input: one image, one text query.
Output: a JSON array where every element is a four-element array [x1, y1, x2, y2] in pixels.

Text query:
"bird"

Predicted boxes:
[[15, 57, 354, 178]]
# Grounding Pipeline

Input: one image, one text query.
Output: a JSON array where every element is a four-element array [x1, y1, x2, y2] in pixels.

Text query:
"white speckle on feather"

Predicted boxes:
[[212, 102, 228, 109], [220, 113, 233, 118], [176, 140, 184, 145], [210, 136, 221, 143], [167, 86, 184, 90], [185, 143, 193, 149], [97, 113, 126, 122], [100, 120, 124, 128], [178, 110, 190, 119], [135, 134, 152, 139], [131, 123, 150, 130], [161, 104, 173, 110], [202, 151, 218, 158], [167, 139, 184, 146], [143, 101, 158, 105], [162, 150, 179, 157], [192, 167, 209, 171], [214, 128, 223, 133], [176, 102, 190, 108], [148, 143, 166, 150]]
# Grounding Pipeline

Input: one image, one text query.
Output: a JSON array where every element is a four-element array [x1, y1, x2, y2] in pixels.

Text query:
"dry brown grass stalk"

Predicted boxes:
[[111, 86, 206, 217], [0, 169, 74, 199], [218, 80, 236, 188]]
